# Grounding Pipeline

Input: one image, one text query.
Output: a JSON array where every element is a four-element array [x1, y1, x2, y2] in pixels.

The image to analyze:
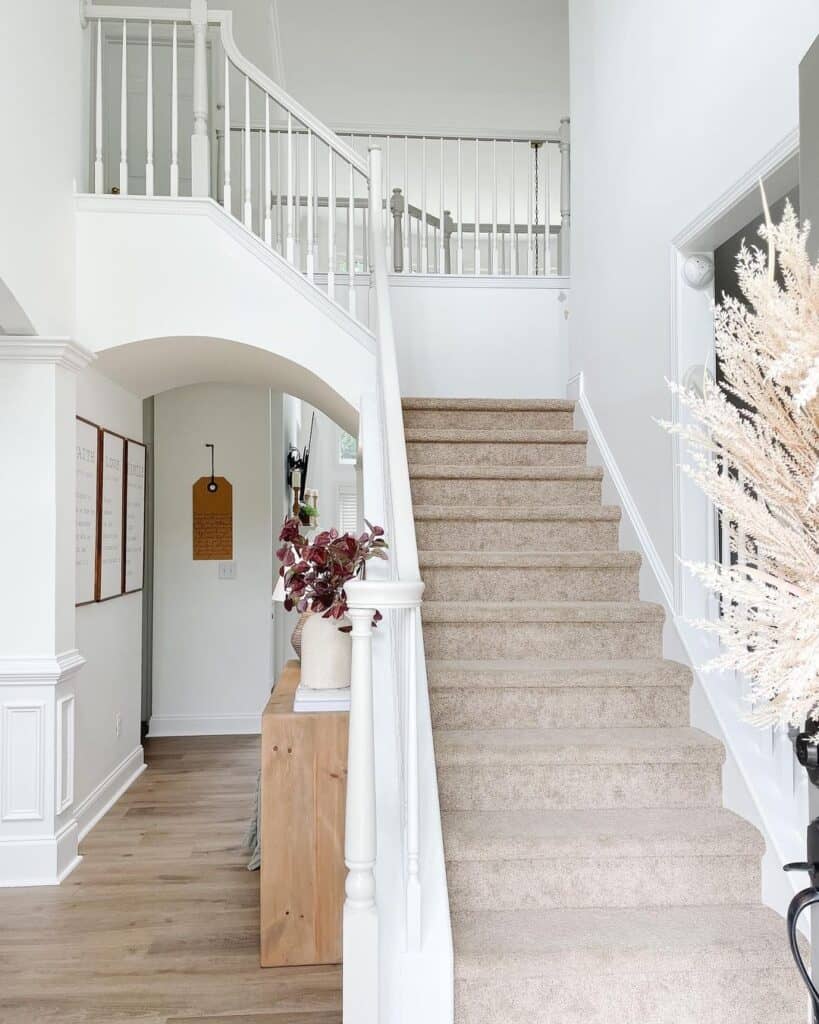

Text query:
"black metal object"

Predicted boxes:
[[205, 443, 218, 492]]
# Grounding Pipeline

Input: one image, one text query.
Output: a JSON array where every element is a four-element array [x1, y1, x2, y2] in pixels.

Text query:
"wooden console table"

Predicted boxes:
[[260, 660, 348, 967]]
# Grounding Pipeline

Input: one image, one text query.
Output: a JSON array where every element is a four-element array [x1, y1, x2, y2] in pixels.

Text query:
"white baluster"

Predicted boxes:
[[474, 139, 480, 275], [94, 20, 103, 193], [294, 133, 301, 265], [348, 163, 356, 317], [145, 21, 154, 197], [438, 138, 445, 274], [403, 136, 410, 273], [456, 138, 463, 274], [342, 599, 379, 1024], [286, 113, 294, 263], [543, 140, 552, 274], [527, 141, 533, 275], [263, 96, 272, 245], [190, 0, 209, 197], [328, 147, 336, 300], [421, 137, 428, 273], [243, 76, 252, 228], [276, 128, 282, 251], [385, 136, 392, 270], [306, 130, 314, 279], [313, 134, 319, 271], [221, 56, 230, 210], [491, 139, 498, 273], [171, 23, 179, 197], [558, 116, 571, 275], [510, 140, 517, 275], [119, 20, 128, 194]]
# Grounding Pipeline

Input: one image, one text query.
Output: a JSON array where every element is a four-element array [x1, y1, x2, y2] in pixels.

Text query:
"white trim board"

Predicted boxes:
[[75, 746, 146, 840], [148, 713, 261, 737]]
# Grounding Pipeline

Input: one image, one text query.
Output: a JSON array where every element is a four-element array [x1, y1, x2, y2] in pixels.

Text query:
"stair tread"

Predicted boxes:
[[452, 905, 799, 979], [435, 726, 724, 766], [419, 550, 640, 568], [403, 397, 576, 411], [408, 463, 602, 480], [442, 806, 762, 861], [413, 504, 620, 521], [406, 428, 587, 443], [427, 657, 691, 688], [422, 600, 664, 622]]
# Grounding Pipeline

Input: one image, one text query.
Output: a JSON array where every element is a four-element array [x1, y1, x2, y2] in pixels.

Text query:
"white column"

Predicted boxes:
[[558, 116, 571, 275], [0, 338, 94, 887], [190, 0, 210, 197]]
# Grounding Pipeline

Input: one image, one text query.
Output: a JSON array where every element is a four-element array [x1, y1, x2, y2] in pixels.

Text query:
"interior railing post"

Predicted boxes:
[[391, 188, 405, 272], [190, 0, 210, 196], [558, 116, 571, 275]]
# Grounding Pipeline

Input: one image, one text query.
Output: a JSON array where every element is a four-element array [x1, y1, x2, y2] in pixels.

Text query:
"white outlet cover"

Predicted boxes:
[[218, 560, 237, 579]]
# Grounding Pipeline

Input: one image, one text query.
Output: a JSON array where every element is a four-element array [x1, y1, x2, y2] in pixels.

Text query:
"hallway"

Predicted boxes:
[[0, 736, 342, 1024]]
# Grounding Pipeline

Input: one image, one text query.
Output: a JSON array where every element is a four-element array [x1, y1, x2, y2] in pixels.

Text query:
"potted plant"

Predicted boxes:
[[276, 517, 388, 689]]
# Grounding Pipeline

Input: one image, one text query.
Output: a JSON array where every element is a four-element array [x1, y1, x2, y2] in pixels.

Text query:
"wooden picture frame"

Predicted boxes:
[[96, 429, 126, 602], [75, 417, 100, 606], [124, 438, 147, 594]]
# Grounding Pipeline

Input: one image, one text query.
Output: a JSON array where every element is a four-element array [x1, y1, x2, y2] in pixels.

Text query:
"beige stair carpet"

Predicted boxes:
[[403, 396, 805, 1024]]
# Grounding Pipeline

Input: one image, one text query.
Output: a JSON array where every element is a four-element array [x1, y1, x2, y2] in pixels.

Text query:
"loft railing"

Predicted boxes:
[[82, 3, 451, 1019], [217, 124, 571, 275]]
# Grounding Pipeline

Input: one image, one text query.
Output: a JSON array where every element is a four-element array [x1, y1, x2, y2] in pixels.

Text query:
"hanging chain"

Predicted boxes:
[[533, 142, 540, 275]]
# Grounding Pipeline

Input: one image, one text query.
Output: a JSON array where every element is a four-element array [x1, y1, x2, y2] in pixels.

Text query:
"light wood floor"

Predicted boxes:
[[0, 736, 342, 1024]]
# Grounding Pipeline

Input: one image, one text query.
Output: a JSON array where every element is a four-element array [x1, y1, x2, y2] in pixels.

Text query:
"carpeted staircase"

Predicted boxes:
[[403, 396, 805, 1024]]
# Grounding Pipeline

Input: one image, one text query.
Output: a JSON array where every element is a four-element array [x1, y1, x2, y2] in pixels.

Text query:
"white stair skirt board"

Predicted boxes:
[[75, 746, 146, 840], [293, 684, 351, 714], [147, 713, 262, 737]]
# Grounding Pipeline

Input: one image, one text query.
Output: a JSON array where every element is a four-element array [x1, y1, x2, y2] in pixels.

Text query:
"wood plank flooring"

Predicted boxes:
[[0, 736, 342, 1024]]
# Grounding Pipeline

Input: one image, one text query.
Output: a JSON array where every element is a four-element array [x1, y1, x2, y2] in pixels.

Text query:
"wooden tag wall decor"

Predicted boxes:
[[192, 477, 233, 559]]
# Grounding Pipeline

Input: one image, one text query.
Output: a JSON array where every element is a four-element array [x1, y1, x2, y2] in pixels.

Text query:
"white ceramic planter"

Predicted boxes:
[[299, 612, 352, 690]]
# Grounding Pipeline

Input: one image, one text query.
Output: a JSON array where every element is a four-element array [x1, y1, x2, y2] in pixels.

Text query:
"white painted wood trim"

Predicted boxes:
[[0, 650, 86, 686], [387, 273, 570, 290], [147, 713, 261, 736], [0, 820, 81, 888], [75, 745, 145, 839], [0, 340, 95, 372]]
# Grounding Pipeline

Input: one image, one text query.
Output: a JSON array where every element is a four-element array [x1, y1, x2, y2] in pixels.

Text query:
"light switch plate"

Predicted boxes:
[[218, 560, 237, 579]]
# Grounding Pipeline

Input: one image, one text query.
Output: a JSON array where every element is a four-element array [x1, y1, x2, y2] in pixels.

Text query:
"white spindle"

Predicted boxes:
[[405, 606, 421, 950], [510, 140, 517, 275], [276, 128, 282, 251], [119, 20, 128, 195], [169, 22, 179, 197], [306, 130, 314, 279], [348, 163, 356, 316], [474, 139, 480, 275], [145, 21, 154, 197], [543, 141, 552, 275], [294, 134, 301, 261], [385, 136, 392, 269], [221, 56, 230, 210], [527, 142, 533, 275], [421, 137, 428, 273], [491, 139, 498, 273], [94, 20, 103, 193], [190, 0, 209, 197], [456, 138, 463, 274], [243, 76, 252, 228], [438, 138, 445, 274], [286, 113, 294, 263], [328, 147, 336, 300], [558, 116, 571, 275], [403, 136, 410, 273], [263, 96, 272, 245]]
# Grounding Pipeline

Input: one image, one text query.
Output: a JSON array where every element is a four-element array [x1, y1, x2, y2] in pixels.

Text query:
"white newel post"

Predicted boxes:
[[190, 0, 210, 197], [558, 116, 571, 276], [343, 587, 379, 1024], [0, 338, 94, 887]]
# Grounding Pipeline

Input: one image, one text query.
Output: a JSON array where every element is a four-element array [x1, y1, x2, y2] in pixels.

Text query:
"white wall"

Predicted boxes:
[[568, 0, 819, 589], [0, 1, 86, 335], [75, 367, 145, 827], [390, 278, 569, 398], [151, 383, 274, 735]]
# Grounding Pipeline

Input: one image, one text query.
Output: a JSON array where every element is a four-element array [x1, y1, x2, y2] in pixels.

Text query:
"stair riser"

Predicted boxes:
[[446, 854, 761, 912], [430, 685, 690, 730], [454, 968, 802, 1024], [411, 475, 602, 506], [415, 519, 619, 552], [423, 620, 663, 661], [421, 565, 639, 602], [403, 409, 575, 430], [437, 763, 722, 811], [406, 440, 587, 467]]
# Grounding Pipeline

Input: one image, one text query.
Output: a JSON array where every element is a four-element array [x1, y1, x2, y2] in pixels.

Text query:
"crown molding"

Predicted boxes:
[[0, 650, 86, 686], [0, 337, 96, 372]]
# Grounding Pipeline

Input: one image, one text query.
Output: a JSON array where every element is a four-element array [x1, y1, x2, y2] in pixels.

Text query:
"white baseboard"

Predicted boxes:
[[147, 713, 261, 737], [0, 820, 81, 887], [75, 746, 146, 840]]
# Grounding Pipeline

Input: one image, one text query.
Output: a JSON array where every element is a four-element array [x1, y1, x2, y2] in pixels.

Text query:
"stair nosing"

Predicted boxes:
[[402, 397, 576, 411], [418, 550, 640, 568], [422, 600, 665, 623], [413, 504, 621, 522], [408, 464, 603, 480], [405, 428, 587, 443]]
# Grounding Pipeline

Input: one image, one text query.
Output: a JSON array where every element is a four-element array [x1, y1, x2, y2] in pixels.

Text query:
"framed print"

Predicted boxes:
[[97, 430, 125, 601], [75, 417, 100, 606], [124, 439, 146, 593]]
